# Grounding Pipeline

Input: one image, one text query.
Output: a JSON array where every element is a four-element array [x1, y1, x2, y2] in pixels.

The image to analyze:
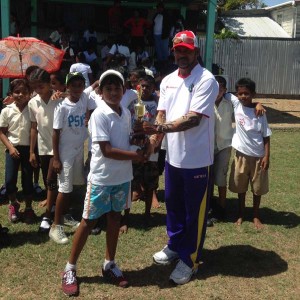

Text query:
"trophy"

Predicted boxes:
[[132, 84, 146, 146]]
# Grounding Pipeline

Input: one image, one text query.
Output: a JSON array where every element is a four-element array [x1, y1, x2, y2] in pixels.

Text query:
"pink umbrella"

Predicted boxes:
[[0, 36, 65, 78]]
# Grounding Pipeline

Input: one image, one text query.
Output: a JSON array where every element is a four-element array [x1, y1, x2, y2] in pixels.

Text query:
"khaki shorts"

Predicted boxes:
[[213, 147, 231, 187], [229, 151, 269, 196]]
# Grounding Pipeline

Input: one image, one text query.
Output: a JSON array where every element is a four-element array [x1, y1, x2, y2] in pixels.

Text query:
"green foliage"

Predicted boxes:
[[214, 28, 239, 39], [220, 0, 266, 10]]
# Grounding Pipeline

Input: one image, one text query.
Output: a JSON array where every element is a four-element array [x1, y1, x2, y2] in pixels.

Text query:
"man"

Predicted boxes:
[[144, 30, 218, 285]]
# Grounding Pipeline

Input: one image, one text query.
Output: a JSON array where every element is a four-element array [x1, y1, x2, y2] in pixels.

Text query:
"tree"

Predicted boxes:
[[219, 0, 266, 10]]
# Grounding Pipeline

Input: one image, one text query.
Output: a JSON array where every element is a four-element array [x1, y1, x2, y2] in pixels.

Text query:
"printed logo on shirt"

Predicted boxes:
[[68, 113, 86, 127]]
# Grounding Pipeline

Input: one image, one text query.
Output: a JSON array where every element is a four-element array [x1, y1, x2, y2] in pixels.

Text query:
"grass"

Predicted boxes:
[[0, 129, 299, 300]]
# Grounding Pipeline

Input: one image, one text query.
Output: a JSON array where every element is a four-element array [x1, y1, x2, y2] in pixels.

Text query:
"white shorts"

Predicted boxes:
[[58, 146, 85, 193], [213, 147, 231, 187]]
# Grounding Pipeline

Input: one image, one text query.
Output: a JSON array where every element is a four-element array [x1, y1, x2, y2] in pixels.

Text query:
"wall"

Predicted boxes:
[[198, 38, 300, 95], [270, 5, 295, 37]]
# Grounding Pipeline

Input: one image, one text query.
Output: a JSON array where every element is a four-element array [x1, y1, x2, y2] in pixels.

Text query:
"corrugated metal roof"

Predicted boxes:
[[221, 16, 291, 38]]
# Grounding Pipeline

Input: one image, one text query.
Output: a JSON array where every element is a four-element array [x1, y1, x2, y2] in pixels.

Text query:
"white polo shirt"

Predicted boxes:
[[214, 96, 233, 152], [87, 100, 133, 186], [158, 64, 218, 169], [0, 103, 31, 146], [230, 96, 272, 157], [28, 92, 59, 155]]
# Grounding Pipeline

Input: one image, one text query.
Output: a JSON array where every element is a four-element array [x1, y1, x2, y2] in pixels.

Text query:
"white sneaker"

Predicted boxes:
[[63, 214, 80, 228], [49, 225, 69, 244], [169, 260, 198, 285], [153, 245, 179, 265]]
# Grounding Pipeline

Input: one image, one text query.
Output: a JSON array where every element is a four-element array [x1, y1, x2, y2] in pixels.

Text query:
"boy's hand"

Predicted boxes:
[[3, 96, 14, 105], [142, 121, 159, 135], [53, 158, 62, 173], [255, 103, 266, 116], [29, 153, 39, 168], [261, 156, 269, 170], [135, 149, 148, 163], [9, 147, 20, 159], [51, 91, 67, 101]]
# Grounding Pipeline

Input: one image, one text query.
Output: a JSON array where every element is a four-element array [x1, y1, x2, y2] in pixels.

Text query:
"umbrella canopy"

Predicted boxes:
[[0, 36, 65, 78]]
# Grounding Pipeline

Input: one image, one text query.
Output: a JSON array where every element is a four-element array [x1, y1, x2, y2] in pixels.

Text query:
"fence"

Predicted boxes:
[[198, 38, 300, 95]]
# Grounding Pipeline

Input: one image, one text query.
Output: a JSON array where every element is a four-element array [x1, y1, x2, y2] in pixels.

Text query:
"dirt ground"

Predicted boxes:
[[256, 98, 300, 128]]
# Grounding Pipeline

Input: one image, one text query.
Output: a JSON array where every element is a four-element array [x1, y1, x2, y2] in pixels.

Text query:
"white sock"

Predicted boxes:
[[65, 262, 76, 272], [103, 259, 114, 271]]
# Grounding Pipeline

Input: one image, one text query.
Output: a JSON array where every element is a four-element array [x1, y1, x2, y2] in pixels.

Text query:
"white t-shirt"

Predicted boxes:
[[0, 103, 31, 146], [83, 30, 97, 42], [28, 92, 59, 155], [230, 96, 272, 157], [214, 96, 233, 152], [109, 44, 130, 66], [53, 93, 94, 152], [87, 100, 133, 186], [83, 51, 97, 64], [69, 63, 92, 87], [158, 64, 219, 168]]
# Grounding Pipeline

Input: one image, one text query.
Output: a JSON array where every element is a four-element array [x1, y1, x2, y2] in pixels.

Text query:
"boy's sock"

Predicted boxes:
[[103, 259, 114, 271], [65, 262, 76, 272]]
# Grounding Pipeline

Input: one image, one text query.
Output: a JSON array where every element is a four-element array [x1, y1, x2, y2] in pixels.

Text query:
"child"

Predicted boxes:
[[229, 78, 271, 229], [209, 76, 233, 223], [122, 75, 160, 232], [28, 68, 63, 233], [0, 79, 36, 223], [61, 70, 146, 296], [50, 71, 67, 92], [50, 72, 95, 244], [70, 52, 94, 88]]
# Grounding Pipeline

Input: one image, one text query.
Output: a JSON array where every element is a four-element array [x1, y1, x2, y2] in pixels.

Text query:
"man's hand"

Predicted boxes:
[[53, 158, 62, 173]]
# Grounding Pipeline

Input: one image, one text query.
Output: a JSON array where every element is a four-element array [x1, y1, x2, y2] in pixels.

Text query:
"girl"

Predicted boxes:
[[0, 79, 36, 223]]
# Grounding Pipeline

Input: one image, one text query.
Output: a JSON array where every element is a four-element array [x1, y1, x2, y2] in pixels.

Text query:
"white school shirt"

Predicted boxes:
[[88, 100, 133, 186], [53, 93, 93, 152], [28, 92, 59, 155], [214, 97, 233, 152], [230, 96, 272, 157], [109, 44, 130, 66], [158, 64, 219, 168], [0, 103, 31, 146], [69, 63, 92, 88]]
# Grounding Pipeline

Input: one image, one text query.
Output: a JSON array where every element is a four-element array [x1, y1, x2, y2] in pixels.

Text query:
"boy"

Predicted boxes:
[[61, 70, 146, 296], [209, 76, 233, 223], [229, 78, 271, 229], [50, 72, 95, 244], [121, 75, 160, 232]]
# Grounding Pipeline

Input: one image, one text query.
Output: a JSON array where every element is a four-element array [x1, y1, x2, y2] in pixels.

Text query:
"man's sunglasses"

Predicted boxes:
[[172, 36, 195, 45]]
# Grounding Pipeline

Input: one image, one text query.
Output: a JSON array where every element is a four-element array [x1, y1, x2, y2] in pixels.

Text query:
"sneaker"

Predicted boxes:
[[63, 214, 80, 228], [38, 217, 52, 233], [62, 269, 78, 296], [169, 260, 198, 285], [102, 263, 129, 288], [49, 225, 68, 244], [23, 208, 37, 224], [8, 202, 20, 223], [153, 245, 179, 265]]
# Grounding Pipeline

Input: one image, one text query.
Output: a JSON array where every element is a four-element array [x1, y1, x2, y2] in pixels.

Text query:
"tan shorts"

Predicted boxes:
[[229, 151, 269, 196], [213, 147, 232, 187]]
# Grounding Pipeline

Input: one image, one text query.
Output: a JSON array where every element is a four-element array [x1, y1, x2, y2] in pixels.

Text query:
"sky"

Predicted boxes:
[[263, 0, 291, 7]]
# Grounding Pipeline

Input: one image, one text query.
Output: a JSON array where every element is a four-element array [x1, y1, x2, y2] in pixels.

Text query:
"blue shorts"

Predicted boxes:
[[82, 181, 130, 220]]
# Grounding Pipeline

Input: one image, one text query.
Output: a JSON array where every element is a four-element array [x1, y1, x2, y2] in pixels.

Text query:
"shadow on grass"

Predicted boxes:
[[224, 198, 300, 228], [200, 245, 288, 279], [79, 245, 287, 288]]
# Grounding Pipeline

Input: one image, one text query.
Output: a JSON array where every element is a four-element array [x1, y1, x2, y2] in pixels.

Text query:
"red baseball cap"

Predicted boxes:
[[172, 30, 198, 50]]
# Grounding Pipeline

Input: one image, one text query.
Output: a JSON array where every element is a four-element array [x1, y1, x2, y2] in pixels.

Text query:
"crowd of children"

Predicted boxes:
[[0, 60, 271, 295]]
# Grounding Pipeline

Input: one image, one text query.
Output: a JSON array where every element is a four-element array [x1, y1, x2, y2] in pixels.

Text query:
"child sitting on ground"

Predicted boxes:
[[61, 70, 146, 296], [0, 79, 36, 223], [229, 78, 271, 229]]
